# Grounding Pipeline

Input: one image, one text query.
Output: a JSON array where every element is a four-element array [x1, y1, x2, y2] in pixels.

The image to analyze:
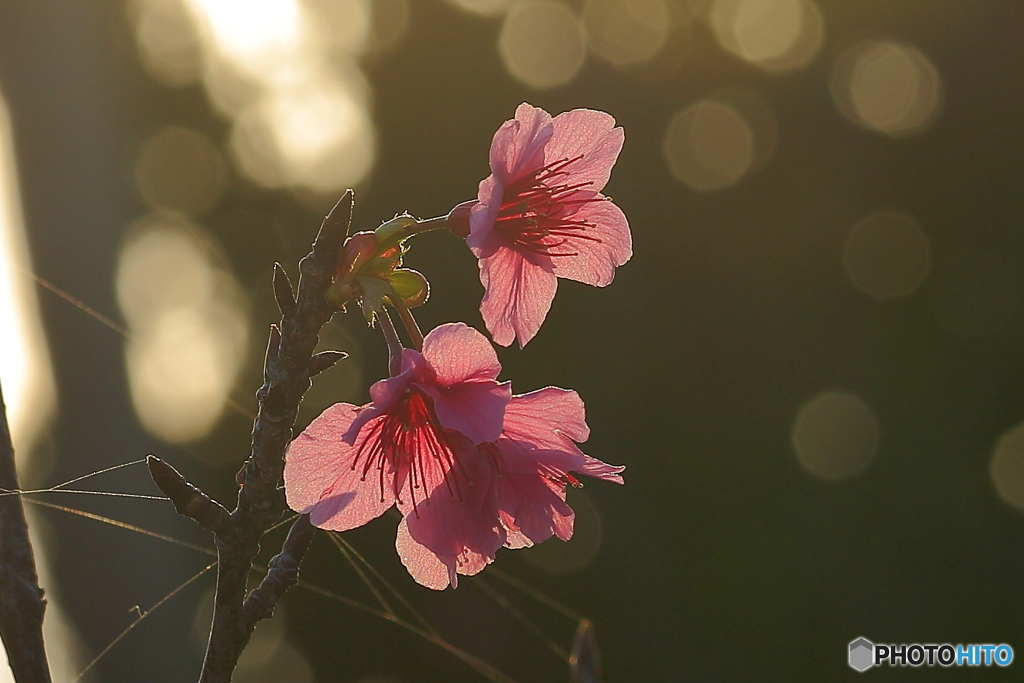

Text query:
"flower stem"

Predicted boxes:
[[403, 215, 449, 237], [388, 291, 424, 352], [378, 309, 404, 376]]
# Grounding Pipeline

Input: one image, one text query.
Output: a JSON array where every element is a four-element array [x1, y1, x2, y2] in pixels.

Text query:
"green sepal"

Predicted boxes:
[[356, 276, 392, 324], [386, 268, 430, 308]]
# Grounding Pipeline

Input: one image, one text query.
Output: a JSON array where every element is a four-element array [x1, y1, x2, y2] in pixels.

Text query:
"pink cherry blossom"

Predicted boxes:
[[452, 103, 632, 348], [284, 323, 511, 588], [394, 386, 625, 588]]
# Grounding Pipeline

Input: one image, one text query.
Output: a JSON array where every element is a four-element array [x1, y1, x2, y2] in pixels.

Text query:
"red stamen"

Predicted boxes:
[[494, 155, 607, 257], [351, 390, 464, 517]]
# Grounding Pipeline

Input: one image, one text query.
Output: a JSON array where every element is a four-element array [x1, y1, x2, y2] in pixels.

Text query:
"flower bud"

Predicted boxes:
[[336, 232, 379, 283], [387, 268, 430, 308], [445, 200, 476, 239]]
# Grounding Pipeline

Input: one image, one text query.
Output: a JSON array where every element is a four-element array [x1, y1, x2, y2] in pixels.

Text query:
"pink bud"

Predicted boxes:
[[335, 232, 379, 282]]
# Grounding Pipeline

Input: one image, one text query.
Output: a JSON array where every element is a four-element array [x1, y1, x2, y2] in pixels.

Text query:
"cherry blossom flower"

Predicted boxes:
[[393, 387, 625, 589], [284, 322, 511, 588], [448, 103, 632, 348]]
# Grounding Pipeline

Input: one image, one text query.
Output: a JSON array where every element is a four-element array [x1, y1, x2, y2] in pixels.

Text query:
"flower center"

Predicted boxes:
[[352, 389, 466, 514], [493, 155, 607, 257]]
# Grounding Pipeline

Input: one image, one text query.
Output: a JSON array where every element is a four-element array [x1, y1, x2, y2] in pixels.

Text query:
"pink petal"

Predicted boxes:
[[402, 439, 504, 571], [285, 403, 396, 531], [396, 518, 455, 590], [502, 526, 533, 549], [576, 456, 626, 483], [342, 350, 421, 443], [502, 390, 626, 484], [550, 197, 632, 287], [422, 322, 502, 385], [419, 381, 511, 445], [478, 242, 558, 348], [504, 387, 590, 445], [495, 442, 576, 545], [489, 103, 553, 184], [467, 176, 502, 253], [546, 109, 624, 193]]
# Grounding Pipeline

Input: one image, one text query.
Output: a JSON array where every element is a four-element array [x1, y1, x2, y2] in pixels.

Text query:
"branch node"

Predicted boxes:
[[308, 350, 347, 378], [147, 456, 230, 534], [272, 264, 296, 317], [242, 516, 315, 623], [312, 190, 353, 272], [263, 325, 282, 380]]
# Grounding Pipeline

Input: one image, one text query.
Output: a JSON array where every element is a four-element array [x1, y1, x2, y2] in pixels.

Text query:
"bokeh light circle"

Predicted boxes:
[[663, 91, 777, 191], [929, 250, 1018, 338], [709, 0, 823, 72], [304, 0, 372, 54], [583, 0, 671, 67], [991, 423, 1024, 513], [131, 0, 203, 86], [135, 126, 226, 215], [444, 0, 513, 15], [842, 210, 931, 300], [499, 0, 587, 89], [117, 213, 249, 443], [230, 74, 376, 192], [792, 390, 879, 481], [831, 40, 943, 137]]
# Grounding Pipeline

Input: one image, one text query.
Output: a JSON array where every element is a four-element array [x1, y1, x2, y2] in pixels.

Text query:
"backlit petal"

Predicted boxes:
[[285, 403, 396, 531], [478, 244, 557, 348], [546, 109, 624, 192], [420, 381, 511, 444], [422, 322, 502, 385], [549, 197, 632, 287], [396, 518, 455, 590], [489, 103, 553, 184]]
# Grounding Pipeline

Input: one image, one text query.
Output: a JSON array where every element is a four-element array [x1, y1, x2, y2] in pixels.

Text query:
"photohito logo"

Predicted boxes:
[[848, 637, 1014, 671]]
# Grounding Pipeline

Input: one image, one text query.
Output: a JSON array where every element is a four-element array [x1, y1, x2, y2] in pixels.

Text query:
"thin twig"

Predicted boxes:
[[0, 379, 52, 682], [148, 191, 353, 683]]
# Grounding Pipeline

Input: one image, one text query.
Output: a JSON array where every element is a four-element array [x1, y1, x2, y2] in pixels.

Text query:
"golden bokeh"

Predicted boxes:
[[583, 0, 671, 68], [130, 0, 204, 87], [709, 0, 823, 73], [663, 92, 777, 191], [230, 72, 375, 192], [499, 0, 587, 89], [842, 210, 931, 300], [117, 214, 249, 443], [134, 126, 226, 215], [185, 0, 311, 81], [444, 0, 513, 15], [792, 390, 879, 481], [131, 0, 379, 193], [991, 423, 1024, 513], [831, 40, 943, 137]]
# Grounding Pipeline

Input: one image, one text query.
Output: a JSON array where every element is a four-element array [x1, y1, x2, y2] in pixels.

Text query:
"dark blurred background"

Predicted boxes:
[[1, 0, 1024, 680]]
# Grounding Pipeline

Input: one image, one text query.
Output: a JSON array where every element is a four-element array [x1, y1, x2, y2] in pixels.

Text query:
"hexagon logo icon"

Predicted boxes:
[[849, 637, 874, 672]]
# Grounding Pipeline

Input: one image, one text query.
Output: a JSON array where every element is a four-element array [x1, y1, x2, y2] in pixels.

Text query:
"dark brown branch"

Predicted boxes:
[[146, 456, 229, 534], [272, 263, 296, 317], [242, 515, 315, 622], [150, 190, 354, 683], [0, 379, 52, 683]]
